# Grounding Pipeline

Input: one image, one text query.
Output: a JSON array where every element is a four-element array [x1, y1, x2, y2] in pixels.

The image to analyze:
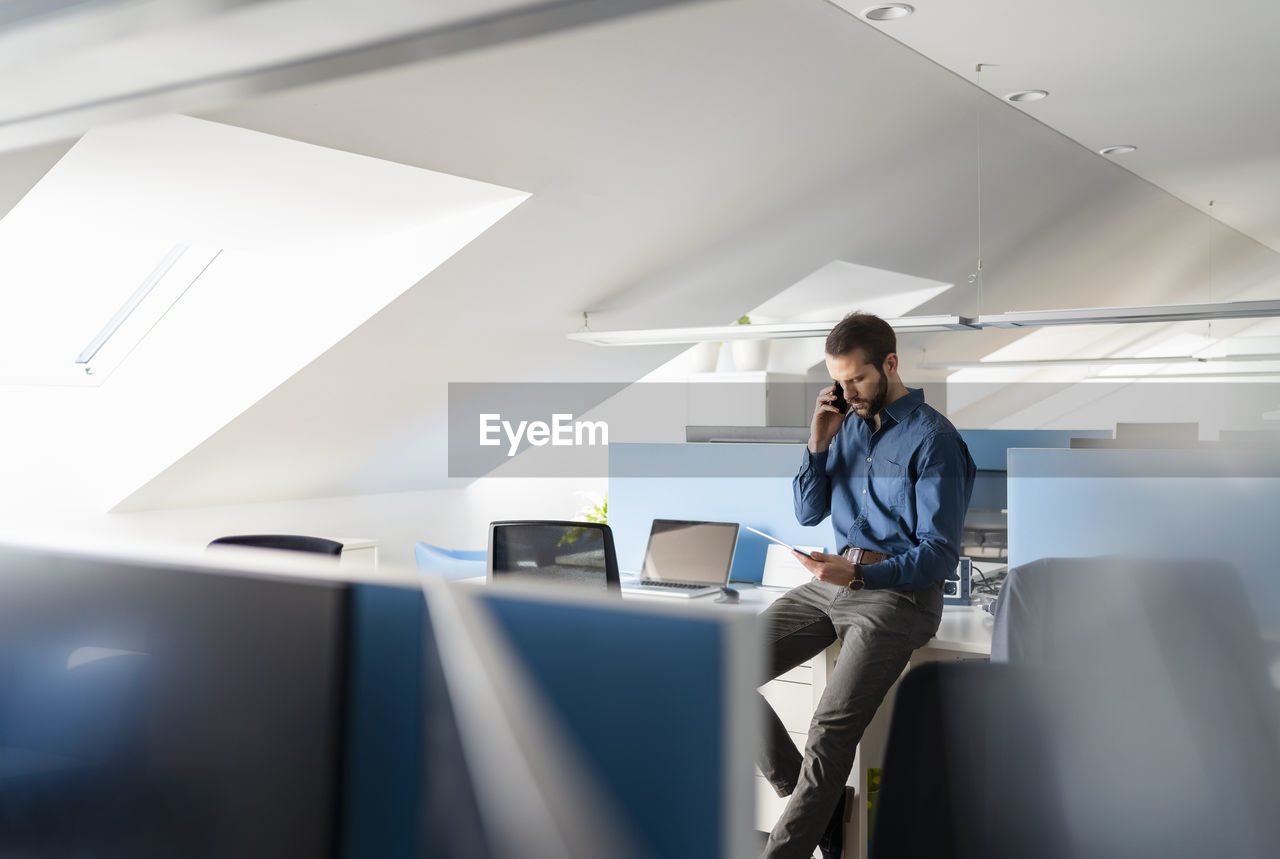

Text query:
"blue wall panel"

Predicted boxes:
[[609, 431, 1104, 583], [959, 428, 1110, 470], [609, 443, 828, 583]]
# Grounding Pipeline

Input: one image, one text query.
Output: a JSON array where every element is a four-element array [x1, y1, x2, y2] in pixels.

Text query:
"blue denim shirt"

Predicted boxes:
[[793, 387, 976, 591]]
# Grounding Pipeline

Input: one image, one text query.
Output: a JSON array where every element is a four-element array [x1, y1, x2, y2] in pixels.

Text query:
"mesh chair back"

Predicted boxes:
[[487, 521, 620, 594]]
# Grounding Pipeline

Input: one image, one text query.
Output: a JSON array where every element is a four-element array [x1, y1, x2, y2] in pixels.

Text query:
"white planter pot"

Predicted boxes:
[[730, 338, 770, 372], [689, 341, 721, 373]]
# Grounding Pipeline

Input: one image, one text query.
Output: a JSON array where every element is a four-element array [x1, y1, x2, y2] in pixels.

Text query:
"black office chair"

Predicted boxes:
[[870, 661, 1072, 859], [207, 534, 344, 556], [487, 520, 620, 594]]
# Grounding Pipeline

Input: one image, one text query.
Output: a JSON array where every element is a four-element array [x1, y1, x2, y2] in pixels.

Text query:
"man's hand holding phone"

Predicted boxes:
[[808, 381, 847, 454]]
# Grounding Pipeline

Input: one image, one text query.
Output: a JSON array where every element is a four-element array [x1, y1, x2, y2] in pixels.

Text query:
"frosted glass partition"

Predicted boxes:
[[1008, 447, 1280, 632]]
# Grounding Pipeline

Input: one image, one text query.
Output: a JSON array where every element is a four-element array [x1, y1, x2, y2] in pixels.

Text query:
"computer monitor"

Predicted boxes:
[[0, 542, 349, 858], [967, 468, 1007, 513]]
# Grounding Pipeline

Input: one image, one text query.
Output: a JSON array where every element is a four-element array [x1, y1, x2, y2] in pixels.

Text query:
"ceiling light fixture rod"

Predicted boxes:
[[1085, 369, 1280, 381], [977, 299, 1280, 328], [76, 243, 188, 365], [567, 315, 979, 346], [569, 300, 1280, 346], [921, 352, 1280, 370]]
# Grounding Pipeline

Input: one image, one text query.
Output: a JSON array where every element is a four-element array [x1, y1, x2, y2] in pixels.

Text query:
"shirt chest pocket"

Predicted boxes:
[[870, 455, 911, 509]]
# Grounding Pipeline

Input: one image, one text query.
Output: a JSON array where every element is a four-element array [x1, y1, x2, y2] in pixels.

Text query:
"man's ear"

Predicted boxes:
[[883, 352, 899, 375]]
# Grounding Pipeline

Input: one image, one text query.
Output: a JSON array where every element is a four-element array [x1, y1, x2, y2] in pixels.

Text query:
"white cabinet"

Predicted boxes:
[[755, 659, 815, 832], [339, 538, 379, 570]]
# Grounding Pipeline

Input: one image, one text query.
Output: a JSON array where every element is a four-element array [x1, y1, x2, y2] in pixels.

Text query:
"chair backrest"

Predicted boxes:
[[871, 662, 1072, 859], [487, 520, 620, 594], [208, 534, 344, 556]]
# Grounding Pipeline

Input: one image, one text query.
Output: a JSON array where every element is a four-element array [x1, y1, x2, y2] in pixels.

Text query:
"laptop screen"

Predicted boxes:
[[641, 520, 739, 585]]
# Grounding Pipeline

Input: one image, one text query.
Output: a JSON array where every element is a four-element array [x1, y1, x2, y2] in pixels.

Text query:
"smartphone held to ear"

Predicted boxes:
[[830, 380, 849, 414]]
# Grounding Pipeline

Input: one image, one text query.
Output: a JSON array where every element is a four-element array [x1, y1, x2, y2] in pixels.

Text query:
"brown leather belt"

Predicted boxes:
[[842, 546, 889, 565]]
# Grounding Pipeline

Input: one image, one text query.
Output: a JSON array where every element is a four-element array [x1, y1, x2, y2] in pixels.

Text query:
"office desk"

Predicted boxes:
[[624, 581, 995, 856]]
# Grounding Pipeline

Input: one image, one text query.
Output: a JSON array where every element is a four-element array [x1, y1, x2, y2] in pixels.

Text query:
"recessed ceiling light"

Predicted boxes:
[[1005, 90, 1049, 102], [863, 4, 914, 21], [1099, 145, 1138, 156]]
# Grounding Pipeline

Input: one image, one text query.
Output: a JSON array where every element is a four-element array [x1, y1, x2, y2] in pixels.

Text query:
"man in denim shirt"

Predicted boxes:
[[759, 313, 975, 859]]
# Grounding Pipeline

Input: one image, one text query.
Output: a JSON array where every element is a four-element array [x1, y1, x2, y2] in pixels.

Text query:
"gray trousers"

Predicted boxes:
[[758, 578, 943, 859]]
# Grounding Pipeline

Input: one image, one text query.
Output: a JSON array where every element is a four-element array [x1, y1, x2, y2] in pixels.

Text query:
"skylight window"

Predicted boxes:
[[0, 113, 528, 391], [0, 226, 219, 385], [0, 112, 529, 511]]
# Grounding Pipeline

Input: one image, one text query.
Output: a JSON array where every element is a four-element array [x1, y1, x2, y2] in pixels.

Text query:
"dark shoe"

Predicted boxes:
[[817, 788, 846, 859]]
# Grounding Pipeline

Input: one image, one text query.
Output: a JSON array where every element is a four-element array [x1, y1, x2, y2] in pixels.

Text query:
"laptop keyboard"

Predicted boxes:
[[638, 580, 707, 590]]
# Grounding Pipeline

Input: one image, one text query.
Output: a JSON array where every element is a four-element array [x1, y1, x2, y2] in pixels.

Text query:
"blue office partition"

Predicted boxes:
[[480, 591, 754, 859], [608, 431, 1104, 583], [1008, 447, 1280, 629], [609, 443, 829, 582]]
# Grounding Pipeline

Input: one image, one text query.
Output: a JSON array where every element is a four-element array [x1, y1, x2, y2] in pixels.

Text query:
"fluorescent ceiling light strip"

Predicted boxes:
[[978, 300, 1280, 328], [570, 301, 1280, 346], [922, 353, 1280, 369], [1084, 370, 1280, 381], [568, 315, 977, 346], [76, 242, 188, 364]]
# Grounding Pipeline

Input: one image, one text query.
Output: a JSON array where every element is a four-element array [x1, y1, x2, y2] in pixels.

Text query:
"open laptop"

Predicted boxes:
[[621, 519, 739, 598]]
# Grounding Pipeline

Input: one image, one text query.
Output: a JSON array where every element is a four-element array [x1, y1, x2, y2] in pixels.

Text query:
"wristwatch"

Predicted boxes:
[[848, 563, 866, 591]]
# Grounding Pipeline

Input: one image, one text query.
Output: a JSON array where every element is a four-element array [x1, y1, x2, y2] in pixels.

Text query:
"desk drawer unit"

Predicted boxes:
[[776, 662, 813, 685], [756, 659, 815, 832], [760, 678, 813, 735]]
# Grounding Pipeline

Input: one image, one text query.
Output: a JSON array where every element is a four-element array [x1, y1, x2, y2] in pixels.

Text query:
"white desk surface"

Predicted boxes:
[[469, 574, 993, 655], [621, 579, 994, 656]]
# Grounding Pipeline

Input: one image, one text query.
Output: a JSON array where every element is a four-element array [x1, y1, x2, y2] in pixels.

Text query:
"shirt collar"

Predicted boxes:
[[881, 387, 925, 425]]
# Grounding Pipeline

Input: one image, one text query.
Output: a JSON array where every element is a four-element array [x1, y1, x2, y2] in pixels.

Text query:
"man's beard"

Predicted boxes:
[[852, 373, 888, 424]]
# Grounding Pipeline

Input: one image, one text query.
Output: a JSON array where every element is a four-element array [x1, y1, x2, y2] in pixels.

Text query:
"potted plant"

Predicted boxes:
[[559, 495, 608, 547]]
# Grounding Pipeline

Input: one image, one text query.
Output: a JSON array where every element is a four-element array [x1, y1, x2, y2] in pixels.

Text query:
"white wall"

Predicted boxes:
[[2, 476, 606, 571]]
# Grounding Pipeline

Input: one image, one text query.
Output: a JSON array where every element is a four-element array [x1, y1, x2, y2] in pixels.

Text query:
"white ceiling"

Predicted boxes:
[[832, 0, 1280, 253], [0, 0, 698, 152], [0, 0, 1276, 512]]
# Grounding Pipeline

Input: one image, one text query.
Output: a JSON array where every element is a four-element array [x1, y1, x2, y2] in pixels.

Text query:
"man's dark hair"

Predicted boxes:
[[825, 312, 897, 368]]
